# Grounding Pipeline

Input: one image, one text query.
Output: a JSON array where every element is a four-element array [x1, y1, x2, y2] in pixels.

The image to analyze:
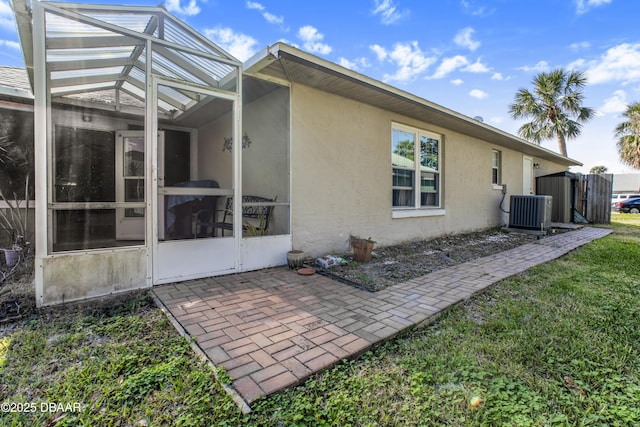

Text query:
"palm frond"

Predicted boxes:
[[509, 68, 593, 155], [616, 102, 640, 169]]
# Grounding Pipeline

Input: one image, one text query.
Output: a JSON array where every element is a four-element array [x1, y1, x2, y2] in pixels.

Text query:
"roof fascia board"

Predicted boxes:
[[243, 46, 272, 73], [265, 43, 580, 167], [0, 85, 34, 99], [243, 71, 290, 88], [0, 100, 34, 111], [243, 46, 291, 87]]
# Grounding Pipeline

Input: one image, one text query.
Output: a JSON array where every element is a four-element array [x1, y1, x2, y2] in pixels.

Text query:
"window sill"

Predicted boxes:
[[392, 208, 446, 219], [0, 200, 36, 209], [492, 184, 504, 191]]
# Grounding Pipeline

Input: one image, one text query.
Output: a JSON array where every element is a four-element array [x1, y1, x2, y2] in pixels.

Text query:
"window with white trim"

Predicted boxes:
[[392, 123, 441, 208], [492, 149, 501, 185]]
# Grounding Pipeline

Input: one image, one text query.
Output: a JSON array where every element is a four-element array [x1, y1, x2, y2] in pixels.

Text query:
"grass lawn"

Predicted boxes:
[[2, 214, 640, 426]]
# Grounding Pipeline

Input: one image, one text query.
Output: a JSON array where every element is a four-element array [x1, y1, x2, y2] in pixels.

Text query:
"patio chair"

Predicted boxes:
[[193, 195, 276, 237]]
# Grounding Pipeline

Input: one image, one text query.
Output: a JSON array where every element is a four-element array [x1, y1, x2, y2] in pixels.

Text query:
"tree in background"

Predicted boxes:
[[589, 165, 608, 174], [509, 68, 594, 157], [615, 102, 640, 170]]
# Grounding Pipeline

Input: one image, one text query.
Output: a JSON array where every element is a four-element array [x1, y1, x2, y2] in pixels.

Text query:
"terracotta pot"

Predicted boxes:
[[287, 250, 305, 269], [351, 239, 374, 263]]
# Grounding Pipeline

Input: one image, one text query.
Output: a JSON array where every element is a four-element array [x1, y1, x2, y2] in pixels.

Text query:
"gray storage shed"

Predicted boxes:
[[536, 172, 576, 223]]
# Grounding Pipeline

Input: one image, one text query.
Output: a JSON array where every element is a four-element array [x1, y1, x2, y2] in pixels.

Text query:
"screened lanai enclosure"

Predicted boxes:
[[12, 0, 291, 306]]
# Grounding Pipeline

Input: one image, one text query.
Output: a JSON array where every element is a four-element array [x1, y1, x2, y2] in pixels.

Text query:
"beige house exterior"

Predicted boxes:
[[4, 2, 579, 307], [245, 44, 579, 256]]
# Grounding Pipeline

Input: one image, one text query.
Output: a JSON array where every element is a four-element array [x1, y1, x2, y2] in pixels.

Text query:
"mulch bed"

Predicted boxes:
[[310, 228, 539, 292]]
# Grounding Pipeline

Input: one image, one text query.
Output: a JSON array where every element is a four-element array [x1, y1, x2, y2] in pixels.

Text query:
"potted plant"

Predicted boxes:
[[286, 250, 305, 269], [350, 236, 375, 263], [0, 118, 32, 277]]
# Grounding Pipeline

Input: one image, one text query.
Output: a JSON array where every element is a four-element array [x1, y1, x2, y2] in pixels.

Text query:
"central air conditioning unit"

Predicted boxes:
[[509, 195, 552, 231]]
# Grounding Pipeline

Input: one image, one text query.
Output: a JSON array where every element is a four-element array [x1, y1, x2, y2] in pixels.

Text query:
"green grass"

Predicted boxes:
[[0, 295, 244, 426], [2, 215, 640, 425]]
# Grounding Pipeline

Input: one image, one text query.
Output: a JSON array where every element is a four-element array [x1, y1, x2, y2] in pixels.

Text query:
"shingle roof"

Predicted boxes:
[[0, 65, 144, 108], [0, 66, 32, 95]]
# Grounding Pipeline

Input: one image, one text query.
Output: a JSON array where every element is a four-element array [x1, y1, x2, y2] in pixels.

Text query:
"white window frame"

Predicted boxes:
[[391, 122, 445, 218], [492, 149, 502, 189]]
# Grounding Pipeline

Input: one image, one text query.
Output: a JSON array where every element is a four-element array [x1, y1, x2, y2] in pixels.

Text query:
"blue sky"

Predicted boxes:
[[1, 0, 640, 174]]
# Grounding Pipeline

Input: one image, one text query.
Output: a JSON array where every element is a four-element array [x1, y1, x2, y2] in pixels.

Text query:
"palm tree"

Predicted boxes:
[[615, 102, 640, 170], [509, 68, 595, 157]]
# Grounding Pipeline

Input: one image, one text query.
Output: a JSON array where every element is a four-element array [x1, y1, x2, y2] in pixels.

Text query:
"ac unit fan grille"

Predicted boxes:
[[509, 195, 552, 230]]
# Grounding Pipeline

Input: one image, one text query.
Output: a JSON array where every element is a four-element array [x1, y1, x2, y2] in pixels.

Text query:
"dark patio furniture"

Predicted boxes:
[[192, 195, 276, 237]]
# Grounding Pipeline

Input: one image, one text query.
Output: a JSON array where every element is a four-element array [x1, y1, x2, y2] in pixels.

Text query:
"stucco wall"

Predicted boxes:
[[197, 86, 291, 235], [289, 84, 569, 256]]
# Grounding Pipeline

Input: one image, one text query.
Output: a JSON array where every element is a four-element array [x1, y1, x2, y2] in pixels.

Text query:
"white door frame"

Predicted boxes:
[[149, 76, 242, 285], [115, 131, 146, 240], [523, 156, 534, 195]]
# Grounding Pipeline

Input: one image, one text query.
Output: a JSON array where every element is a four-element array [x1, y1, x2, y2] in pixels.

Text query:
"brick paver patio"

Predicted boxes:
[[153, 227, 612, 407]]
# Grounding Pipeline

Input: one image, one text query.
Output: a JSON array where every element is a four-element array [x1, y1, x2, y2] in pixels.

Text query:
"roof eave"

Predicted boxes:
[[0, 85, 34, 100], [246, 42, 581, 168]]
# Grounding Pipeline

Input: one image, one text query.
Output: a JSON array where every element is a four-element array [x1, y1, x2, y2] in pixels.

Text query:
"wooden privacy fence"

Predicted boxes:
[[575, 173, 612, 224]]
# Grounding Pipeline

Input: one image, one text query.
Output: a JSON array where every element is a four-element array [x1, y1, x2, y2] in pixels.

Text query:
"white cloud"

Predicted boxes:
[[430, 55, 469, 79], [575, 0, 612, 15], [247, 1, 284, 25], [491, 72, 503, 80], [569, 41, 591, 51], [461, 0, 494, 17], [583, 43, 640, 84], [0, 39, 20, 50], [298, 26, 332, 55], [370, 44, 388, 61], [490, 116, 504, 124], [469, 89, 488, 99], [203, 27, 259, 61], [380, 41, 437, 83], [165, 0, 200, 16], [454, 27, 480, 51], [0, 0, 15, 27], [451, 78, 464, 85], [463, 58, 490, 73], [600, 90, 628, 115], [518, 60, 551, 73], [246, 1, 264, 10], [338, 57, 370, 71], [263, 12, 284, 24], [372, 0, 407, 25], [567, 58, 586, 70]]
